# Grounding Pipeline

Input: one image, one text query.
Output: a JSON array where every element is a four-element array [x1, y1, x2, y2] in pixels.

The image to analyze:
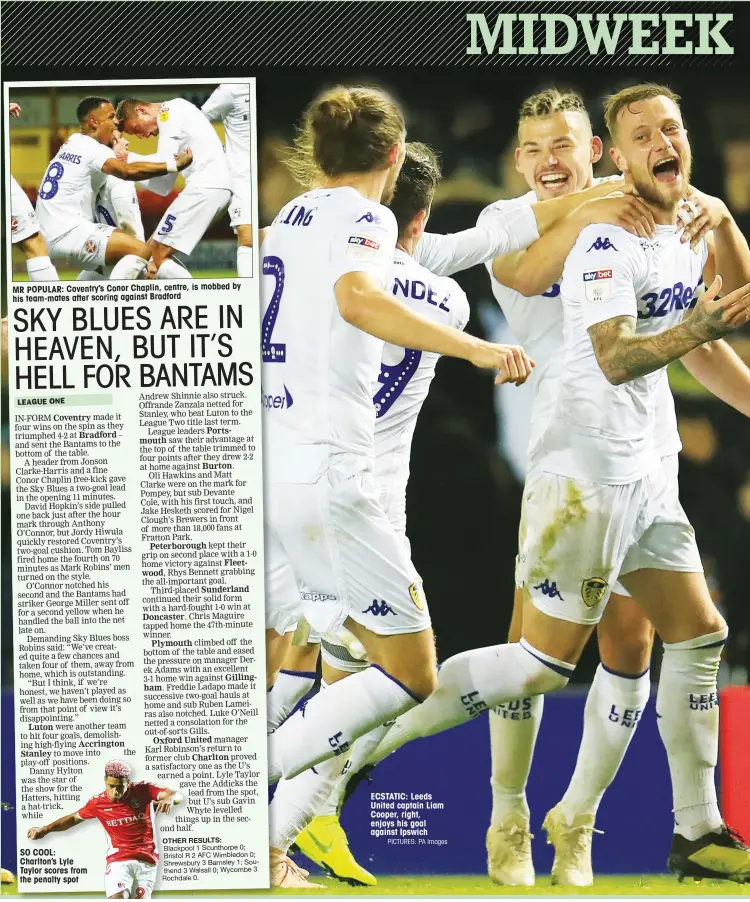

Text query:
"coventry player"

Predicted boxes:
[[202, 83, 253, 276], [116, 95, 232, 277]]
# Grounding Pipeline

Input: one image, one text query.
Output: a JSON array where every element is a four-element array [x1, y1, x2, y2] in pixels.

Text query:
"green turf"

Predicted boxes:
[[3, 875, 750, 896], [12, 269, 236, 281]]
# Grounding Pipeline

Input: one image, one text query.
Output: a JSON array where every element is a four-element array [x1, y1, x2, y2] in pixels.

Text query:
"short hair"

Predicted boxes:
[[77, 96, 110, 124], [287, 85, 405, 187], [115, 98, 148, 128], [604, 84, 681, 139], [104, 759, 132, 780], [389, 142, 442, 236], [518, 88, 588, 125]]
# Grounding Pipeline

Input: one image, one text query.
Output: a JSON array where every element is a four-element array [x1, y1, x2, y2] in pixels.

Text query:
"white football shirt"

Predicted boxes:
[[35, 133, 114, 243], [538, 222, 708, 484], [95, 176, 144, 241], [374, 249, 470, 533], [478, 188, 684, 468], [201, 84, 250, 181], [155, 98, 231, 191], [261, 186, 397, 484]]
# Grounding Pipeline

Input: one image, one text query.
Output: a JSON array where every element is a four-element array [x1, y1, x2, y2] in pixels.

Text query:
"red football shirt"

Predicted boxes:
[[78, 781, 166, 864]]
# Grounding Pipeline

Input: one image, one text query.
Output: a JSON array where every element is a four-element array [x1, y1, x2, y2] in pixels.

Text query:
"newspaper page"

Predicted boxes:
[[4, 2, 750, 899], [4, 78, 268, 894]]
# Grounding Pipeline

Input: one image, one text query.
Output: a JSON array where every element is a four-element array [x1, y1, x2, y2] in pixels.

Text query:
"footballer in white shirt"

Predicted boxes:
[[117, 96, 233, 277], [9, 102, 58, 281], [258, 85, 532, 889], [35, 97, 192, 279], [363, 84, 750, 885], [202, 83, 253, 276]]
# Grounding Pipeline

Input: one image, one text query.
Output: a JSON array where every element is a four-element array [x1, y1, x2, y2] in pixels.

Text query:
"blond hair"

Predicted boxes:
[[518, 88, 588, 124], [286, 85, 404, 188], [604, 83, 681, 139]]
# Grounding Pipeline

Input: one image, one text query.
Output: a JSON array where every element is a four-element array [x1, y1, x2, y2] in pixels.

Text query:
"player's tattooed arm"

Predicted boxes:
[[27, 813, 83, 839], [589, 276, 750, 384]]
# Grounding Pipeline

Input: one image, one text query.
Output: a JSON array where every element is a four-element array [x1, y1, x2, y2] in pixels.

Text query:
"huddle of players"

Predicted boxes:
[[8, 83, 252, 281], [261, 82, 750, 889]]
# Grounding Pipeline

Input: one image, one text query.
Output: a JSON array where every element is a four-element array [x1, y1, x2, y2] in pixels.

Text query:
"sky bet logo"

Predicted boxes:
[[263, 385, 293, 409]]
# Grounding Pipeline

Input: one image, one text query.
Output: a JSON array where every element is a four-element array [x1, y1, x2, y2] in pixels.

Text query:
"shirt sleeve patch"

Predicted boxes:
[[583, 269, 613, 303]]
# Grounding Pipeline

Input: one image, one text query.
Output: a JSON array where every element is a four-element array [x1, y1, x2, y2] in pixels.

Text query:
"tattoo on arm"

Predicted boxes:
[[588, 312, 730, 385]]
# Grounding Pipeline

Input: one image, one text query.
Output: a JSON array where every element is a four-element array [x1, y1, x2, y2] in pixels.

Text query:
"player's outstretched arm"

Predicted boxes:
[[588, 275, 750, 385], [493, 192, 656, 297], [27, 813, 83, 839], [335, 271, 533, 385], [529, 178, 628, 235], [682, 339, 750, 418], [154, 789, 183, 814], [102, 149, 193, 181]]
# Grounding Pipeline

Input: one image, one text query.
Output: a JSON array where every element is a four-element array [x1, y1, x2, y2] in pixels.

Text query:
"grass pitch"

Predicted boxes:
[[4, 875, 750, 896]]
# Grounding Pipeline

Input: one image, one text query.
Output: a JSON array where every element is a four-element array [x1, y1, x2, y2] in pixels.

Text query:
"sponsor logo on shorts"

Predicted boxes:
[[11, 217, 19, 233], [533, 578, 564, 600], [300, 591, 337, 603], [581, 576, 608, 607], [362, 599, 396, 617], [409, 580, 427, 611], [84, 239, 98, 255]]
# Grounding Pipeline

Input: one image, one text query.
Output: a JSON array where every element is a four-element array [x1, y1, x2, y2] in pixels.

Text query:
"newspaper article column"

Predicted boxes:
[[6, 79, 268, 893]]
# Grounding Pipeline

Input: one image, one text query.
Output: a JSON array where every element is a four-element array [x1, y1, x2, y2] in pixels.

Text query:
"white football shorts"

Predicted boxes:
[[153, 185, 231, 254], [47, 222, 114, 268], [104, 860, 157, 899], [265, 468, 430, 638], [10, 177, 39, 244]]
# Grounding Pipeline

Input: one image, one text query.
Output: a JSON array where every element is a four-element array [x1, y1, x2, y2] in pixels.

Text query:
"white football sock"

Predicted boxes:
[[656, 628, 727, 841], [320, 723, 393, 817], [237, 246, 253, 277], [558, 664, 650, 823], [26, 256, 59, 281], [109, 254, 147, 280], [489, 695, 544, 822], [367, 641, 573, 766], [269, 680, 352, 852], [156, 258, 192, 279], [268, 665, 418, 783], [267, 669, 317, 733]]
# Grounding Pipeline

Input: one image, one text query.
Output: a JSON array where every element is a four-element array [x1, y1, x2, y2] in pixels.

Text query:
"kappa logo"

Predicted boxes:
[[581, 577, 608, 607], [356, 211, 381, 225], [534, 579, 564, 600], [587, 236, 618, 252], [362, 599, 396, 617]]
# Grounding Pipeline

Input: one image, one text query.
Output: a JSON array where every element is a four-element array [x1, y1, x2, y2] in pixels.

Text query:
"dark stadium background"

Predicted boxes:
[[254, 67, 750, 685]]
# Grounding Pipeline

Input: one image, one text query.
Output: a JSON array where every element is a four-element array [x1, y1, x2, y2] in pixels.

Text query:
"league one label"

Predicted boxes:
[[9, 281, 269, 891]]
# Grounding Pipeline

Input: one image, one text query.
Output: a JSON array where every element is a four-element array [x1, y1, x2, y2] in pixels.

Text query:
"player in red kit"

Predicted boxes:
[[27, 760, 182, 898]]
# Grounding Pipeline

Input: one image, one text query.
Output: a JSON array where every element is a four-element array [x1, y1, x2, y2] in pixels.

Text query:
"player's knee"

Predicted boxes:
[[387, 660, 438, 701], [20, 233, 46, 259], [599, 628, 654, 675]]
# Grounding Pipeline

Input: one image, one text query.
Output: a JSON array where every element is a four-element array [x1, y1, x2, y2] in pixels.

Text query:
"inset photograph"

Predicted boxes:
[[6, 80, 254, 280]]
